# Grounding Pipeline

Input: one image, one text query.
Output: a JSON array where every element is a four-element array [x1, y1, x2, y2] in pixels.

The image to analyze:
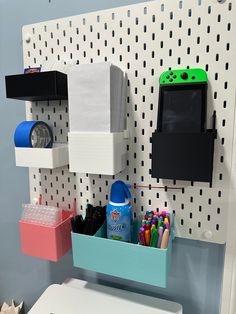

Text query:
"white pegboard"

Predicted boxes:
[[22, 0, 236, 243]]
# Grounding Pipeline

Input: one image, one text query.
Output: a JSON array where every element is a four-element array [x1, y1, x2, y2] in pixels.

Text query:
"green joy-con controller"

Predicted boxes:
[[159, 68, 208, 85]]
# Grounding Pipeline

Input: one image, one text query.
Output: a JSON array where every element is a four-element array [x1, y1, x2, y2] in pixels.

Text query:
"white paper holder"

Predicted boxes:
[[68, 132, 127, 175]]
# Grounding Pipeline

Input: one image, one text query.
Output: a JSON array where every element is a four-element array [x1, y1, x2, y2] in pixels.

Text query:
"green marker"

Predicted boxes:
[[158, 219, 162, 229], [150, 228, 158, 247]]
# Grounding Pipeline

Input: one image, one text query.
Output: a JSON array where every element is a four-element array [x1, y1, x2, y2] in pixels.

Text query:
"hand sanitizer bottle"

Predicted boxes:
[[106, 180, 132, 242]]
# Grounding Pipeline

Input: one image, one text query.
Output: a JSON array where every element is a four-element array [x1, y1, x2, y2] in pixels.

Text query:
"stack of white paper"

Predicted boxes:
[[68, 62, 126, 133]]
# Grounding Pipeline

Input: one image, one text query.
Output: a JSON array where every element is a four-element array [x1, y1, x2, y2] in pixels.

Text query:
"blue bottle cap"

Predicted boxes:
[[110, 180, 131, 203]]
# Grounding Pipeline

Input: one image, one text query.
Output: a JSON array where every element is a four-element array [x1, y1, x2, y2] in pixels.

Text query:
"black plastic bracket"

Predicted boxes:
[[5, 71, 68, 101], [151, 127, 216, 183]]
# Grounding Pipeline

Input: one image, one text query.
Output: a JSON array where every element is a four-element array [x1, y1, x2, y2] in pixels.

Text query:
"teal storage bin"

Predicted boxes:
[[72, 221, 174, 288]]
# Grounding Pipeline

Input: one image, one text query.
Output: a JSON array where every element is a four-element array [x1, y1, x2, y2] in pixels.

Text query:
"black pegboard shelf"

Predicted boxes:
[[5, 71, 68, 101]]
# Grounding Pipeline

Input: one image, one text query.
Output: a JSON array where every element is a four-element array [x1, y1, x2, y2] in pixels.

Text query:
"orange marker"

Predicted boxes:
[[145, 229, 151, 246]]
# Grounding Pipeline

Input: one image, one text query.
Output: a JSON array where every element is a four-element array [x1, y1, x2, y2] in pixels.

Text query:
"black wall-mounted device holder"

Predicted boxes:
[[151, 68, 217, 183], [5, 71, 68, 101]]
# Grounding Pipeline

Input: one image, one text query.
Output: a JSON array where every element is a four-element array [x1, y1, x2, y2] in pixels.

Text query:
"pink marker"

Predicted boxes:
[[164, 221, 170, 230], [138, 227, 145, 245], [162, 210, 167, 218]]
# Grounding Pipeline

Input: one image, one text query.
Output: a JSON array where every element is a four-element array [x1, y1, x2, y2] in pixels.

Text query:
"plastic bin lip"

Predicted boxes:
[[72, 231, 170, 251], [88, 217, 174, 249], [72, 216, 174, 251], [20, 211, 73, 229]]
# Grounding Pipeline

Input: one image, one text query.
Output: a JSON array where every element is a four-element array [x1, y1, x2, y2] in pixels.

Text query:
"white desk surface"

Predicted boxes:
[[29, 279, 182, 314]]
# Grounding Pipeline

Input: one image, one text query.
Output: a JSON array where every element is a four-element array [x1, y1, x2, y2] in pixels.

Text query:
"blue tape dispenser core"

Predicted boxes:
[[14, 121, 53, 148]]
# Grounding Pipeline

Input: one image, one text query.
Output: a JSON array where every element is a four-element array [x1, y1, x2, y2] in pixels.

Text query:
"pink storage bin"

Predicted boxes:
[[20, 210, 73, 262]]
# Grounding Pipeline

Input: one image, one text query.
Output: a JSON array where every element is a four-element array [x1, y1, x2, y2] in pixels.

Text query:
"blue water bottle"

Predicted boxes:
[[106, 180, 132, 242]]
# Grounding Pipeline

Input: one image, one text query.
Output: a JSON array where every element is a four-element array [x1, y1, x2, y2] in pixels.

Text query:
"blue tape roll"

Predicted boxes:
[[14, 121, 53, 148]]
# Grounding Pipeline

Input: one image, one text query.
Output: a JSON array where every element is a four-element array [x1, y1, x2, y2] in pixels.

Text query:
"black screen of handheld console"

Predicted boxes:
[[157, 83, 207, 133]]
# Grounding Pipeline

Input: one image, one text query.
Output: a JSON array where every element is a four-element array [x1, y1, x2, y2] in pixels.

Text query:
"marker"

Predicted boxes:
[[161, 229, 170, 249], [145, 221, 151, 230], [157, 219, 162, 229], [151, 224, 155, 235], [166, 211, 173, 226], [150, 228, 158, 247], [157, 226, 164, 248], [151, 219, 157, 227], [162, 210, 167, 218], [145, 229, 151, 246], [164, 221, 170, 230], [138, 227, 145, 245]]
